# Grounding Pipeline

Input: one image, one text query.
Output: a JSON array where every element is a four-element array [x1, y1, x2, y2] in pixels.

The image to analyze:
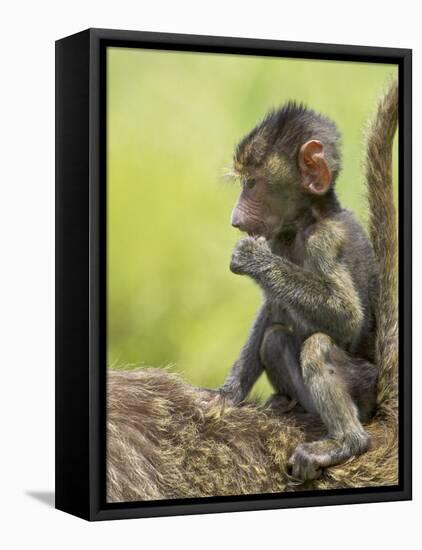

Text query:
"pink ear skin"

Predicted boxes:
[[298, 140, 332, 195]]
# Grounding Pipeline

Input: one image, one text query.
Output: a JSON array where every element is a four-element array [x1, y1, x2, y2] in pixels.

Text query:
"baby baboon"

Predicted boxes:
[[208, 80, 399, 480]]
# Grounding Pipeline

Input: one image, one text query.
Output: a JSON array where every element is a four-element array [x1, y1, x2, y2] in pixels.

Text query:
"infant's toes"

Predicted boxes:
[[303, 459, 321, 481], [287, 449, 302, 478], [288, 445, 322, 482]]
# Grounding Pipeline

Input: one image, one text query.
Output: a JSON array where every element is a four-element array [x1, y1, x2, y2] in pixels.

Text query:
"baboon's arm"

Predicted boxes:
[[257, 256, 362, 341], [220, 305, 270, 403], [230, 226, 363, 344]]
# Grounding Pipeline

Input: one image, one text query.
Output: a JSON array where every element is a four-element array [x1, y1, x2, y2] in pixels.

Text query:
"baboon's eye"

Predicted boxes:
[[245, 178, 256, 189]]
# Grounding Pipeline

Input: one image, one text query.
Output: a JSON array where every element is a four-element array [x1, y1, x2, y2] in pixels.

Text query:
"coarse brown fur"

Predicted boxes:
[[365, 80, 399, 416], [107, 81, 398, 501], [107, 367, 398, 502]]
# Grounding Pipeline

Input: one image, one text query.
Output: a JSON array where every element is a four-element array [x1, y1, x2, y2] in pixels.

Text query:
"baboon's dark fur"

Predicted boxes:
[[235, 102, 342, 184], [107, 368, 397, 502]]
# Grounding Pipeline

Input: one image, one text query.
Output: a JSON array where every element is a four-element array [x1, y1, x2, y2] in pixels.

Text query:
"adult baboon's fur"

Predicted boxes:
[[107, 367, 397, 502], [107, 81, 398, 503]]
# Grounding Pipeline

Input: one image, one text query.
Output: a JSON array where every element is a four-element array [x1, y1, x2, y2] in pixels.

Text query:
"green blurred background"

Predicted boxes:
[[107, 48, 398, 401]]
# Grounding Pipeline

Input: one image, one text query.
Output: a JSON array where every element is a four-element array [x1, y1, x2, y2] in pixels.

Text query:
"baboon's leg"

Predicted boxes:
[[259, 324, 315, 413], [288, 332, 375, 481]]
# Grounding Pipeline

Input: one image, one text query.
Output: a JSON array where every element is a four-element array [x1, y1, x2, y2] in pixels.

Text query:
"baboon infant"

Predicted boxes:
[[204, 81, 398, 481]]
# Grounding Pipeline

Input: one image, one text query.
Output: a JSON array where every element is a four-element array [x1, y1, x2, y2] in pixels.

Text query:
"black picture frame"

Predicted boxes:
[[55, 28, 412, 521]]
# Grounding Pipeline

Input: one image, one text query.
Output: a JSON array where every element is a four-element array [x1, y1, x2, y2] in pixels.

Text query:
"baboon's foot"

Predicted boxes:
[[287, 435, 370, 481]]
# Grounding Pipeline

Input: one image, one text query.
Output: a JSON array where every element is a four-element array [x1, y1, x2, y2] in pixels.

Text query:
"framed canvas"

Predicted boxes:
[[55, 28, 412, 521]]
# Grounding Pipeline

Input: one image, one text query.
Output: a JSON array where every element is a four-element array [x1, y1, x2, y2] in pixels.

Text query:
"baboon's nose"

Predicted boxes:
[[231, 209, 242, 229]]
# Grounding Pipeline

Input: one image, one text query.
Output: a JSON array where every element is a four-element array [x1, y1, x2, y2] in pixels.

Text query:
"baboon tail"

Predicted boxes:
[[365, 79, 399, 414]]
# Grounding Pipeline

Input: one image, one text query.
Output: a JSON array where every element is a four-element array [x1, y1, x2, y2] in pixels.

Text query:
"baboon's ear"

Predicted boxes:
[[298, 140, 332, 195]]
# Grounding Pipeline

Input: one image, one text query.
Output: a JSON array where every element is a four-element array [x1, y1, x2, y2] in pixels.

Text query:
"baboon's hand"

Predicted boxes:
[[230, 236, 271, 276], [196, 388, 234, 408]]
